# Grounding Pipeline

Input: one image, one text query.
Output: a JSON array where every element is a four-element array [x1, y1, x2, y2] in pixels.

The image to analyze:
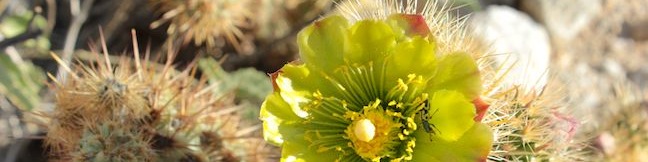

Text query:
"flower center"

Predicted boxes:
[[344, 100, 405, 160], [353, 119, 375, 142], [301, 65, 431, 161]]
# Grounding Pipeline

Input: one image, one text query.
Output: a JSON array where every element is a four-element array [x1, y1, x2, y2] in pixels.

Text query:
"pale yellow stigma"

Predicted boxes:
[[344, 100, 405, 160], [354, 119, 376, 142]]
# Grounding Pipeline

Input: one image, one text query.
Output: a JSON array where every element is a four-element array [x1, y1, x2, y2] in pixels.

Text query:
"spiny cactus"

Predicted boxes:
[[41, 31, 268, 161], [72, 121, 155, 161], [149, 0, 254, 53], [594, 83, 648, 161], [480, 79, 592, 161]]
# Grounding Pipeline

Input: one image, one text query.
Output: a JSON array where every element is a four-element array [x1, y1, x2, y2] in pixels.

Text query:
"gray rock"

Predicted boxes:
[[520, 0, 603, 43], [470, 6, 551, 93]]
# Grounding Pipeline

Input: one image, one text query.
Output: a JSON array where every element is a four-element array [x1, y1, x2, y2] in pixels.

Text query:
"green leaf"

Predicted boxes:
[[430, 53, 481, 99], [411, 123, 492, 162], [229, 68, 272, 101], [198, 57, 273, 121], [0, 13, 30, 37], [428, 90, 475, 141], [198, 57, 231, 91], [230, 67, 273, 120], [297, 16, 349, 71], [0, 11, 51, 53], [0, 53, 44, 110]]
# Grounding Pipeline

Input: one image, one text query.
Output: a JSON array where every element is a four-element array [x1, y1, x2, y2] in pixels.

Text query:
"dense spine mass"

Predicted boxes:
[[43, 31, 267, 161]]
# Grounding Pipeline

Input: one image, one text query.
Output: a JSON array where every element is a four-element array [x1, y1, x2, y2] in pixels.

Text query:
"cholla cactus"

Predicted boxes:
[[42, 31, 267, 161], [72, 121, 155, 161], [259, 0, 493, 161], [594, 83, 648, 161], [149, 0, 253, 53], [481, 80, 590, 161]]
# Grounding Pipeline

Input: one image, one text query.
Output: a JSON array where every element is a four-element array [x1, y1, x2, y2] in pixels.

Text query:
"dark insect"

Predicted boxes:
[[419, 99, 440, 140]]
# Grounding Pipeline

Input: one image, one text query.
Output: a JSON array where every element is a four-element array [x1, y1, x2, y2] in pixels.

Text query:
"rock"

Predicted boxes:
[[603, 58, 626, 79], [470, 6, 551, 93], [520, 0, 602, 43]]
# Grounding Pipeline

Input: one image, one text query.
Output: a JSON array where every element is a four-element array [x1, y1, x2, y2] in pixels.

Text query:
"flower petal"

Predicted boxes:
[[386, 14, 431, 38], [430, 52, 481, 99], [261, 92, 303, 122], [297, 15, 349, 71], [276, 77, 310, 118], [260, 105, 284, 145], [473, 97, 490, 122], [428, 90, 475, 141], [278, 63, 338, 97], [275, 63, 342, 118], [387, 36, 437, 80], [411, 123, 493, 162], [260, 92, 302, 145], [346, 19, 397, 64]]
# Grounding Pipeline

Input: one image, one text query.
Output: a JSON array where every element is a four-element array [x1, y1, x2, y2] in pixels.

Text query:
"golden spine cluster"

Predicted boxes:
[[42, 31, 267, 161], [149, 0, 253, 52]]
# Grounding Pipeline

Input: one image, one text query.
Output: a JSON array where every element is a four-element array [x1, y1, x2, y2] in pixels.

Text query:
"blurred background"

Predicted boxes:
[[0, 0, 646, 161]]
